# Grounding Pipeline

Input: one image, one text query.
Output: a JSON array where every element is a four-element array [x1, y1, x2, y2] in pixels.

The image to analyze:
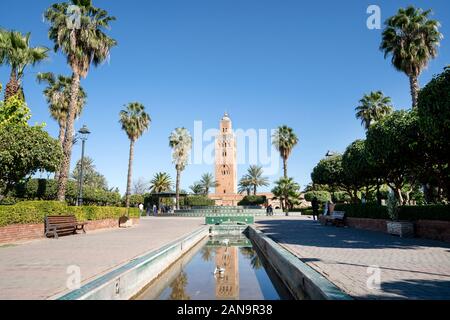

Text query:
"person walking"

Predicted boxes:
[[138, 203, 144, 217], [311, 197, 319, 221], [153, 204, 157, 216]]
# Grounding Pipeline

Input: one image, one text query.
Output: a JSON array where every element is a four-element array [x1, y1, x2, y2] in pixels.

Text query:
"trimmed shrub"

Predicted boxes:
[[238, 195, 266, 206], [334, 203, 390, 220], [335, 204, 450, 221], [398, 205, 450, 222], [0, 201, 139, 227], [304, 191, 331, 203], [11, 179, 122, 207], [183, 196, 215, 207]]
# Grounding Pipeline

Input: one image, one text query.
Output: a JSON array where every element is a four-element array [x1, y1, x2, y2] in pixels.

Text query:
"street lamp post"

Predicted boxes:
[[77, 125, 91, 206]]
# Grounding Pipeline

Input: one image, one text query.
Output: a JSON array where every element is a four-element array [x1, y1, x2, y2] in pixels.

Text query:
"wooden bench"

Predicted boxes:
[[323, 211, 346, 227], [45, 215, 88, 239]]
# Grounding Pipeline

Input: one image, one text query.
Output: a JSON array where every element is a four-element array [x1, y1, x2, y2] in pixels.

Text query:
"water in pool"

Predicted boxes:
[[136, 234, 293, 300]]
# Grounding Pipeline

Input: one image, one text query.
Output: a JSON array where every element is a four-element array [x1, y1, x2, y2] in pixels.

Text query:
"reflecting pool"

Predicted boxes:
[[136, 234, 293, 300]]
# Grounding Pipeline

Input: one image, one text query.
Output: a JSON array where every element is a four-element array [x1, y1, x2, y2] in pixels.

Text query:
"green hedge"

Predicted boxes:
[[238, 195, 266, 206], [183, 196, 215, 207], [335, 203, 390, 220], [398, 205, 450, 222], [0, 201, 139, 227], [11, 179, 122, 207], [335, 204, 450, 221]]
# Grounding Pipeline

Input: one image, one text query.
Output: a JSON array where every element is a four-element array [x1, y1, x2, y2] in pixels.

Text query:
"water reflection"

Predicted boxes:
[[137, 235, 293, 300]]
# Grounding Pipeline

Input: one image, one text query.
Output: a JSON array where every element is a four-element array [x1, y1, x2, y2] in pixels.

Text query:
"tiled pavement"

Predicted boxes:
[[255, 217, 450, 300], [0, 217, 204, 300]]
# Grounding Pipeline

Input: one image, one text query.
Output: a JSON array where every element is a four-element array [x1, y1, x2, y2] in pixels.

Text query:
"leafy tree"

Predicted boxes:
[[242, 165, 269, 195], [0, 125, 62, 195], [119, 102, 151, 210], [0, 94, 31, 126], [418, 67, 450, 200], [355, 91, 393, 130], [304, 191, 331, 203], [342, 140, 378, 203], [150, 172, 172, 193], [199, 173, 217, 195], [366, 111, 423, 204], [45, 0, 117, 201], [37, 72, 87, 148], [71, 156, 108, 190], [380, 6, 443, 108], [169, 128, 192, 209], [0, 29, 48, 101], [272, 126, 299, 178], [271, 177, 301, 213], [311, 155, 346, 192]]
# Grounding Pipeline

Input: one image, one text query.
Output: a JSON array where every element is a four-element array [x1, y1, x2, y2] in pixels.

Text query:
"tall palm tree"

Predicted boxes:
[[355, 91, 393, 130], [238, 177, 252, 196], [120, 103, 151, 210], [199, 173, 217, 195], [189, 182, 204, 195], [45, 0, 117, 201], [169, 128, 192, 210], [37, 72, 87, 148], [380, 6, 442, 109], [150, 172, 172, 193], [244, 165, 269, 195], [272, 126, 299, 178], [0, 29, 48, 101]]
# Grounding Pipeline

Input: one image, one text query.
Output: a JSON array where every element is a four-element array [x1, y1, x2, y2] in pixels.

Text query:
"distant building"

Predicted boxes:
[[208, 113, 279, 207]]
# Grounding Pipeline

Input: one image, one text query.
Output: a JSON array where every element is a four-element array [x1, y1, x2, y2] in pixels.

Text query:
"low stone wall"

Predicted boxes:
[[0, 218, 140, 245], [415, 220, 450, 243], [345, 217, 388, 233], [342, 217, 450, 243]]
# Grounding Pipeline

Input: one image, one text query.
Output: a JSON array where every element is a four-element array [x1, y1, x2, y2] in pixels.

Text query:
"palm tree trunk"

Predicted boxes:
[[57, 72, 80, 202], [283, 157, 288, 178], [409, 75, 420, 109], [5, 68, 20, 101], [175, 168, 181, 210], [54, 121, 66, 181], [253, 185, 257, 195], [125, 139, 135, 211]]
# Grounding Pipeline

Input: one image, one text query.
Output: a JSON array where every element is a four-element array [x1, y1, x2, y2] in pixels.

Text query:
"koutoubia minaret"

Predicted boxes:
[[215, 113, 238, 195]]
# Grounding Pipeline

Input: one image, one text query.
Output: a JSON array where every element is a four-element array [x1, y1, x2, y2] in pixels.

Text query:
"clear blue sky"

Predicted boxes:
[[1, 0, 449, 194]]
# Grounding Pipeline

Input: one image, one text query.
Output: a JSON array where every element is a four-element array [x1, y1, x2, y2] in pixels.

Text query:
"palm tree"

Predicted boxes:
[[169, 128, 192, 210], [37, 72, 87, 148], [119, 103, 151, 210], [272, 126, 299, 178], [238, 177, 252, 196], [45, 1, 117, 201], [380, 6, 443, 109], [189, 182, 204, 195], [0, 29, 48, 101], [355, 91, 393, 130], [150, 172, 172, 193], [199, 173, 217, 195], [272, 177, 301, 214], [244, 165, 269, 195]]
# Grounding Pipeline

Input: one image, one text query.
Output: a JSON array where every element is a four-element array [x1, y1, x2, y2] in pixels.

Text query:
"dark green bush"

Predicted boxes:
[[335, 204, 450, 221], [11, 179, 121, 206], [0, 201, 139, 227], [238, 195, 266, 206], [335, 203, 390, 220], [398, 205, 450, 221], [304, 191, 331, 203], [183, 195, 215, 207]]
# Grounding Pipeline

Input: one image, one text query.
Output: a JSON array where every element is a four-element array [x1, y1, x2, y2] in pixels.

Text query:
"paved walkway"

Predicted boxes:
[[0, 217, 204, 300], [255, 217, 450, 300]]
